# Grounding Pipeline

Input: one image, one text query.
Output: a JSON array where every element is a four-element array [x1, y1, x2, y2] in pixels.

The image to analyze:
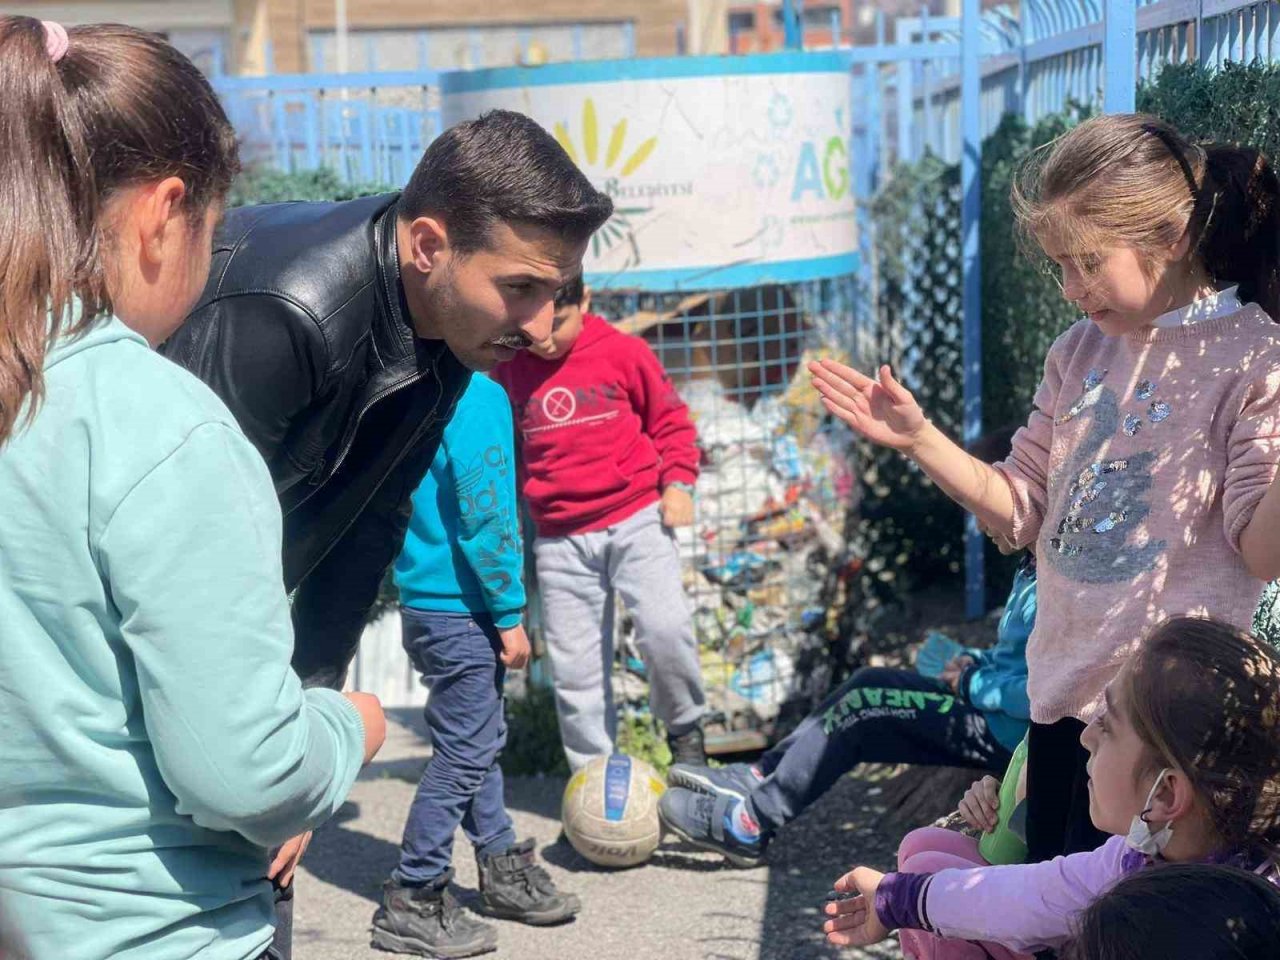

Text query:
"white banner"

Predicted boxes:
[[441, 52, 857, 290]]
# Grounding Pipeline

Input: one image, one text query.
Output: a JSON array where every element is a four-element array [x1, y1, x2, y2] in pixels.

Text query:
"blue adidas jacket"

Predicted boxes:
[[394, 376, 525, 627]]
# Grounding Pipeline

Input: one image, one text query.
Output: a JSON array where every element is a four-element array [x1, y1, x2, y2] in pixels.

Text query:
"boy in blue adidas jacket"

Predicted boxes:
[[373, 376, 579, 958]]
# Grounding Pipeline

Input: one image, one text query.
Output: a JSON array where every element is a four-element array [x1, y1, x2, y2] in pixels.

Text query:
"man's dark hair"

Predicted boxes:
[[400, 109, 614, 254]]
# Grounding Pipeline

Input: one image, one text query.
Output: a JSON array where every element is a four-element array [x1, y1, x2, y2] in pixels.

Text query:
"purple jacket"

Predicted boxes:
[[876, 835, 1277, 954]]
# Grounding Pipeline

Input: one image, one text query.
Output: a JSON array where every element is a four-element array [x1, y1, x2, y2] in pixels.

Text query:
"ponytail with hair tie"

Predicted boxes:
[[1198, 145, 1280, 320], [40, 21, 68, 62]]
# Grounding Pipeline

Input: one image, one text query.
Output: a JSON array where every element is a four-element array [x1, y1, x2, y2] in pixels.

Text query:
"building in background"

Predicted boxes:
[[4, 1, 690, 74], [726, 0, 964, 54], [3, 1, 235, 74], [1, 1, 976, 76]]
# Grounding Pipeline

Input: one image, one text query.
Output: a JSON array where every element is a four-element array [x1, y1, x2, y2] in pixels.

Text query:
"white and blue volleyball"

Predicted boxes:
[[561, 753, 665, 868]]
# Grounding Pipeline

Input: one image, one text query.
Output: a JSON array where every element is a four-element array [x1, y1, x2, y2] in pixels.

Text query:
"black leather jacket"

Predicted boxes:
[[161, 193, 471, 687]]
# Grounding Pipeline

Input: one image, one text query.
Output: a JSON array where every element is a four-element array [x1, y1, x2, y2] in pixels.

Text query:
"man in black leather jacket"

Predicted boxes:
[[161, 110, 612, 955]]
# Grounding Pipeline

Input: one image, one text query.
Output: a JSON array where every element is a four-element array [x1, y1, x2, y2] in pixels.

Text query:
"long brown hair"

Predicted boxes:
[[1013, 113, 1280, 319], [1124, 616, 1280, 860], [0, 18, 239, 445]]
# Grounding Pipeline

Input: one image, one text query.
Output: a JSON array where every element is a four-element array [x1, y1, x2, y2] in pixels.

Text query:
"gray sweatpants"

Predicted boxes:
[[534, 502, 706, 770]]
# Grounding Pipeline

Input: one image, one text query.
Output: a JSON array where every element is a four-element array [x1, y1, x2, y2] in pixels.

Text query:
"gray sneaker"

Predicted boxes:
[[659, 786, 767, 867], [371, 870, 497, 958], [667, 762, 762, 802]]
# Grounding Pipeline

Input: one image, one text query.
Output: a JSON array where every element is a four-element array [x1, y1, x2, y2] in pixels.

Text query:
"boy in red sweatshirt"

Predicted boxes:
[[494, 277, 708, 770]]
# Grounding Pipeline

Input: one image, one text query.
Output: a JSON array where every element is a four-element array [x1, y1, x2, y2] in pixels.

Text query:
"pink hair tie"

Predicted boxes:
[[41, 21, 69, 64]]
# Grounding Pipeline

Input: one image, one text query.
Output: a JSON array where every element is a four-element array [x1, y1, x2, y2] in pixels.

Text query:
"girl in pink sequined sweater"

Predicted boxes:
[[811, 114, 1280, 862]]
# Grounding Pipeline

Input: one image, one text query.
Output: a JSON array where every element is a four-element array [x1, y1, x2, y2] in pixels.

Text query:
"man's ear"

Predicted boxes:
[[405, 215, 448, 274]]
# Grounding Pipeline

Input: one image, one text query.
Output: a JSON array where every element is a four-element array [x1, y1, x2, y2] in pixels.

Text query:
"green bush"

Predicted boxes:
[[616, 712, 673, 776], [229, 166, 393, 207], [499, 685, 674, 777], [1137, 59, 1280, 155], [500, 684, 571, 778]]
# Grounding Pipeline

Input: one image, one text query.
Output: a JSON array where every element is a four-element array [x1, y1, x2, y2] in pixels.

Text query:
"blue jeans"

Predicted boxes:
[[393, 609, 517, 884]]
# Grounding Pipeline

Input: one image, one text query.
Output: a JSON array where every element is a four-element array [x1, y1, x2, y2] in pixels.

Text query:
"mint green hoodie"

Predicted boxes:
[[0, 316, 366, 960]]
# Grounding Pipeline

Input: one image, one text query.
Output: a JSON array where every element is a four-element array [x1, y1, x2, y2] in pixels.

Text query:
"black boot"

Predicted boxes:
[[667, 723, 707, 766], [371, 869, 497, 958], [477, 839, 581, 925]]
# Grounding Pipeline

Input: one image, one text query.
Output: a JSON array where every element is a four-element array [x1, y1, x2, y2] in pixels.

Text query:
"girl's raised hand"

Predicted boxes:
[[809, 360, 927, 452], [822, 866, 890, 947]]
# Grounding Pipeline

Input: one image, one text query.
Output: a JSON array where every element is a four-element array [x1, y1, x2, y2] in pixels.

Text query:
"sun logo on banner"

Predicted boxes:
[[552, 98, 657, 262]]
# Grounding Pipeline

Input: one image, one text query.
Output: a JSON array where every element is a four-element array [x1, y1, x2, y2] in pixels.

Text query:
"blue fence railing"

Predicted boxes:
[[213, 1, 1277, 188], [215, 71, 443, 186]]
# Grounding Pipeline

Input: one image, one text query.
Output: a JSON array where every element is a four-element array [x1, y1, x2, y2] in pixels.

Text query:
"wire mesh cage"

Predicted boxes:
[[569, 275, 865, 754]]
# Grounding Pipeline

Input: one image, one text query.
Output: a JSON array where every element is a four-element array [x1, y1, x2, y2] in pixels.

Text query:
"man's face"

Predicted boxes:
[[408, 219, 587, 371]]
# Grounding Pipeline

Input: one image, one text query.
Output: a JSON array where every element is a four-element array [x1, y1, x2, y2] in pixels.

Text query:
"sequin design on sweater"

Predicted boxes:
[[1046, 369, 1167, 582]]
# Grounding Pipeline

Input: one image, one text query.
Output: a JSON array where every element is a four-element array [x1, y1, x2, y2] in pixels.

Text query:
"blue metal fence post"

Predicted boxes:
[[782, 0, 804, 50], [961, 0, 985, 618], [1103, 0, 1137, 112], [875, 12, 886, 172], [896, 18, 914, 164], [1018, 0, 1030, 119], [921, 6, 934, 156]]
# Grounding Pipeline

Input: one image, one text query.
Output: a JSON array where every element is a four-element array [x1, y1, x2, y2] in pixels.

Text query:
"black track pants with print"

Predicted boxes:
[[747, 666, 1013, 832]]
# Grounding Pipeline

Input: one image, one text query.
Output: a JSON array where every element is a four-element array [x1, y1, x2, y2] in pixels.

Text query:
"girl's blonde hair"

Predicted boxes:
[[1013, 113, 1280, 318]]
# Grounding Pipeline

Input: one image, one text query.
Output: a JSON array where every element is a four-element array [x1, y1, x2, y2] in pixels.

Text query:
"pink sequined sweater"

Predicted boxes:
[[995, 305, 1280, 724]]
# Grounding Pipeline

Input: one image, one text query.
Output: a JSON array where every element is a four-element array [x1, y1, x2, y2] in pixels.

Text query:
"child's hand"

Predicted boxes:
[[268, 831, 313, 888], [941, 654, 975, 693], [809, 360, 927, 452], [822, 867, 890, 947], [958, 775, 1002, 833], [498, 624, 531, 669], [661, 485, 695, 528]]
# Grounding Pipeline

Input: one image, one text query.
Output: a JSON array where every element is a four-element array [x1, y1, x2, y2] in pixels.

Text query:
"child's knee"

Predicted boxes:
[[897, 826, 964, 867], [898, 827, 985, 873]]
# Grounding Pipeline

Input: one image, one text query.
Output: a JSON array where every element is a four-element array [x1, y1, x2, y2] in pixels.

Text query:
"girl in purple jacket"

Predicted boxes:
[[820, 615, 1280, 958]]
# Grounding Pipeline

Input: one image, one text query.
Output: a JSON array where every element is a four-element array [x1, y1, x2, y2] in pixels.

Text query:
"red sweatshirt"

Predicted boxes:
[[494, 313, 699, 537]]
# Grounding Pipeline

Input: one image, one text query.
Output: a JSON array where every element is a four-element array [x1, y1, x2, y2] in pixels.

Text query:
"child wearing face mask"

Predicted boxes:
[[811, 114, 1280, 861], [819, 616, 1280, 959]]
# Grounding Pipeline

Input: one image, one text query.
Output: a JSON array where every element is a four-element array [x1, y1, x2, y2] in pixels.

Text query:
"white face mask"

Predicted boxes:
[[1124, 767, 1174, 856]]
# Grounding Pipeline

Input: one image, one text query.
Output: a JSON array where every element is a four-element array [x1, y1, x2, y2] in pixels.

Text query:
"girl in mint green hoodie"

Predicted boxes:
[[0, 19, 384, 960]]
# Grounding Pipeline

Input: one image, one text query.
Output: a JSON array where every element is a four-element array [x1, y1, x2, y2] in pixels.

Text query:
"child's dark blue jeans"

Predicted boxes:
[[392, 608, 517, 884]]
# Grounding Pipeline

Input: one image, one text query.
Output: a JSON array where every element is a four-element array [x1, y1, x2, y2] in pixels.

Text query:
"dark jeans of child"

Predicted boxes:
[[1025, 717, 1109, 862], [747, 667, 1014, 832], [393, 608, 518, 883]]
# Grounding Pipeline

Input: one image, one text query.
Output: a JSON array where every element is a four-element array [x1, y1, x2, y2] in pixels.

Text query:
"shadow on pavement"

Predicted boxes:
[[304, 802, 402, 906]]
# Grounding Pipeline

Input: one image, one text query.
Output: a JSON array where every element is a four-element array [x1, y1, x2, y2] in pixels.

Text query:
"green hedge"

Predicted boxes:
[[860, 59, 1280, 611], [229, 167, 393, 207]]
